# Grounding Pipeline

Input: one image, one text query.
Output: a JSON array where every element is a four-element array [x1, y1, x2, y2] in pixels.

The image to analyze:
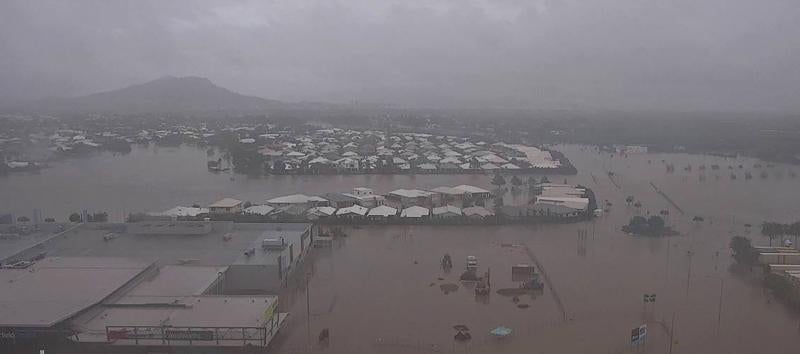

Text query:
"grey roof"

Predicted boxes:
[[8, 222, 310, 268], [323, 192, 358, 203], [0, 257, 151, 327]]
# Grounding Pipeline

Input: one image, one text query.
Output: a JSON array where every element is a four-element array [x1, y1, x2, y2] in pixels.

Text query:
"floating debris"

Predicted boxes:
[[517, 304, 530, 309], [454, 331, 472, 341], [453, 325, 470, 332], [440, 283, 459, 294]]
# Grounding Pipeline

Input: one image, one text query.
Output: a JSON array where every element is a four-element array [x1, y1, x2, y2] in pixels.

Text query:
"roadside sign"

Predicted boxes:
[[639, 324, 647, 342], [631, 324, 647, 345]]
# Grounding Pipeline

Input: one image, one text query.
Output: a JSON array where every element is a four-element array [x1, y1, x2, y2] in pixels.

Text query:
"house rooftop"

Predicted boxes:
[[368, 205, 397, 217], [389, 189, 433, 198], [209, 198, 243, 208], [400, 206, 430, 218], [452, 185, 491, 194]]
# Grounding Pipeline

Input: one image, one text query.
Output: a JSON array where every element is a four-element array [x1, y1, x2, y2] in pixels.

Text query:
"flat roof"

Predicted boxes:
[[0, 257, 152, 328], [73, 296, 277, 332], [124, 265, 226, 297], [8, 222, 311, 268], [64, 262, 282, 346], [233, 225, 310, 266]]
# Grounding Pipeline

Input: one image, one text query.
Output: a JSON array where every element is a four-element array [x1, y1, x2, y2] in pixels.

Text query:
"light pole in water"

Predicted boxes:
[[306, 272, 312, 346], [705, 275, 725, 335]]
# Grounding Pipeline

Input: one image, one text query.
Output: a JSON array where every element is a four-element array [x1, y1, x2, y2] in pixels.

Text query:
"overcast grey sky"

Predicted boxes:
[[1, 0, 799, 112]]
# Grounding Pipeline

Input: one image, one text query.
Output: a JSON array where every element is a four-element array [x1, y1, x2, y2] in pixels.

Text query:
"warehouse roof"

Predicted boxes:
[[0, 257, 152, 328]]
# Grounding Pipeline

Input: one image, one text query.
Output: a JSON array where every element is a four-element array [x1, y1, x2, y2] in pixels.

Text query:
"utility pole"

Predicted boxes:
[[668, 312, 676, 354], [306, 272, 312, 346], [717, 279, 724, 335], [685, 251, 693, 299]]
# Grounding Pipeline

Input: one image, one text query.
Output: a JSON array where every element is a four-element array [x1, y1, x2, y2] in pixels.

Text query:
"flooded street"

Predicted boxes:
[[2, 144, 800, 353]]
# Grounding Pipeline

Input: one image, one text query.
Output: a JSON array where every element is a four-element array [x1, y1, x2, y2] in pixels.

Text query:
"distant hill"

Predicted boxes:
[[22, 76, 287, 114]]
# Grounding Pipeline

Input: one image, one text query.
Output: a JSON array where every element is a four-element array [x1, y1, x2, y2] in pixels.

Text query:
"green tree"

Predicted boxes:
[[730, 236, 758, 265], [491, 174, 506, 187], [69, 213, 82, 223], [510, 175, 523, 187], [647, 215, 665, 230]]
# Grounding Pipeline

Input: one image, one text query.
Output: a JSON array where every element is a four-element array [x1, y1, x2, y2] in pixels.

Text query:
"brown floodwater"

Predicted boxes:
[[1, 144, 800, 353]]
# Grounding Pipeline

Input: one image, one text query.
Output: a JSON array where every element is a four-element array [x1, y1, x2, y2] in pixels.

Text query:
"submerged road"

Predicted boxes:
[[523, 245, 568, 321], [649, 182, 686, 215]]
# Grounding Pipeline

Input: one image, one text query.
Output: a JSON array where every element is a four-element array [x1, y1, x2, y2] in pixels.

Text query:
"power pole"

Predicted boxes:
[[717, 279, 724, 335], [668, 312, 676, 354], [306, 272, 312, 346]]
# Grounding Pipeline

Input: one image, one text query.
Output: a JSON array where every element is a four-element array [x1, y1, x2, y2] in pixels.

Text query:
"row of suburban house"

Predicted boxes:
[[147, 183, 592, 223]]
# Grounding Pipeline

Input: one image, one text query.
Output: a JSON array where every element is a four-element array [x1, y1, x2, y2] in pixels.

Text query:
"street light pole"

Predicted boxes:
[[685, 251, 694, 299], [717, 278, 724, 335], [668, 312, 676, 354], [306, 272, 312, 346]]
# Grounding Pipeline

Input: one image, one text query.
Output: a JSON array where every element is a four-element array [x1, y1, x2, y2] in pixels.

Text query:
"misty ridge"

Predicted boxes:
[[2, 0, 800, 115], [1, 0, 800, 163]]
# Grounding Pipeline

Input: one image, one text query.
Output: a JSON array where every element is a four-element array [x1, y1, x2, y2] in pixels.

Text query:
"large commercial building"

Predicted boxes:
[[0, 221, 313, 353]]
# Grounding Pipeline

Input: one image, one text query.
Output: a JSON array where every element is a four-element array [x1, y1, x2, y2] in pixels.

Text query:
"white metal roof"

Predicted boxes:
[[432, 205, 462, 216], [534, 197, 589, 211], [153, 206, 208, 217], [336, 205, 368, 216], [463, 206, 494, 217], [388, 189, 433, 198], [267, 194, 324, 204], [367, 205, 398, 217], [243, 205, 275, 215], [400, 206, 430, 218], [307, 206, 337, 216]]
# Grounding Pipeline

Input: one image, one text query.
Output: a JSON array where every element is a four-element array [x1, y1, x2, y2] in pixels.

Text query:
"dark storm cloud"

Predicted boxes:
[[1, 0, 799, 112]]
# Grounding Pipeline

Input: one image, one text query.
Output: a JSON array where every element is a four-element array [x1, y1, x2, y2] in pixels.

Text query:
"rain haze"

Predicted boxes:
[[2, 1, 800, 354], [2, 0, 800, 112]]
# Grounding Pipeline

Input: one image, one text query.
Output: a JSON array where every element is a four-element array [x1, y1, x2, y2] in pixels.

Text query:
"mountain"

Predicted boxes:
[[24, 76, 286, 114]]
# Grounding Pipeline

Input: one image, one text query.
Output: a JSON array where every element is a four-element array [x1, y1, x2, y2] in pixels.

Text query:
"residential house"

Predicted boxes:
[[208, 198, 243, 215]]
